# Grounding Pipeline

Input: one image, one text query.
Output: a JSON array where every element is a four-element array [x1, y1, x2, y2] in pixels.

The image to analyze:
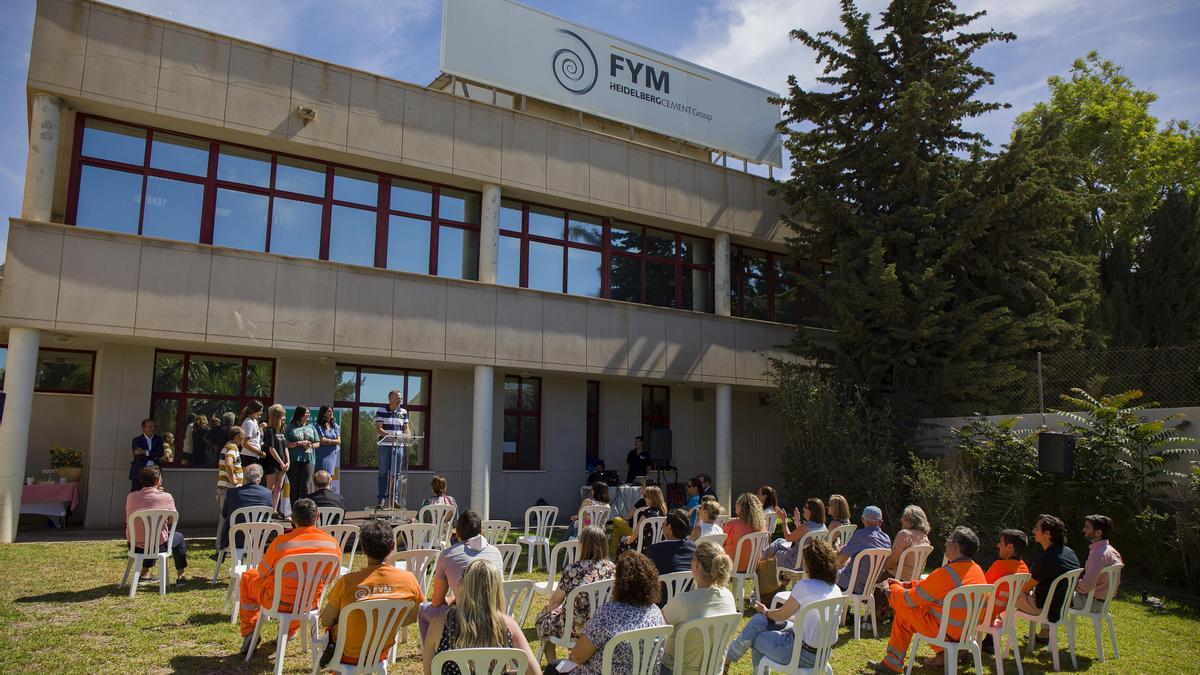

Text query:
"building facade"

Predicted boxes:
[[0, 0, 824, 537]]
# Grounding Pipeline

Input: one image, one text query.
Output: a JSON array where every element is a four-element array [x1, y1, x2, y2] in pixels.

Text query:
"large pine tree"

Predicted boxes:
[[776, 0, 1097, 416]]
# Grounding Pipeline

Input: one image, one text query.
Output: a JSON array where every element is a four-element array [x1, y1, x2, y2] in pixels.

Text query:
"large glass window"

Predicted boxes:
[[149, 351, 275, 466], [503, 375, 541, 470], [334, 364, 432, 469], [731, 246, 832, 326], [329, 205, 377, 267], [641, 384, 670, 443], [0, 347, 95, 394]]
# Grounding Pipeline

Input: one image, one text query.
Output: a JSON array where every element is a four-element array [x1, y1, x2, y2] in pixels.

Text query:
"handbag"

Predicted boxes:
[[756, 557, 782, 599]]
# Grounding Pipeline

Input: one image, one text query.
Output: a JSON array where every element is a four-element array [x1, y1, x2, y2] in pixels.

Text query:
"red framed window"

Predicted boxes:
[[503, 375, 541, 470], [586, 380, 600, 463], [149, 350, 275, 466], [0, 346, 95, 394], [610, 223, 714, 311], [641, 384, 669, 441], [66, 115, 480, 280], [730, 245, 831, 326], [334, 364, 432, 470]]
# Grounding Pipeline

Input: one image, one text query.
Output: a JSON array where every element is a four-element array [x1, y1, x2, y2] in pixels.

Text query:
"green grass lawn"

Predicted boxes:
[[1, 532, 1197, 674]]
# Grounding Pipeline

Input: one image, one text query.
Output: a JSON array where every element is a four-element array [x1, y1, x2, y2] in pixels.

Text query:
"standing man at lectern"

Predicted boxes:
[[375, 390, 410, 509], [626, 435, 652, 484]]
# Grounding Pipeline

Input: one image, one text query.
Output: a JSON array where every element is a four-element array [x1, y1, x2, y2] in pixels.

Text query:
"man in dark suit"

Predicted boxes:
[[697, 472, 717, 498], [219, 463, 273, 550], [129, 418, 165, 492], [306, 470, 345, 510]]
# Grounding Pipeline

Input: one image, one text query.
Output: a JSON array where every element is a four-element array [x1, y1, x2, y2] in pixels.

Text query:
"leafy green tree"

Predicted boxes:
[[774, 0, 1096, 417], [1130, 191, 1200, 348]]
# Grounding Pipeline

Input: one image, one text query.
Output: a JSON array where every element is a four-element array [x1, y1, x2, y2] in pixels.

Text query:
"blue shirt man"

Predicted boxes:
[[374, 390, 410, 507], [837, 505, 893, 594]]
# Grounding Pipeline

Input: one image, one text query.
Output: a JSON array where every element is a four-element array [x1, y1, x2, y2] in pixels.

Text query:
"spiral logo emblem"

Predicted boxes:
[[552, 29, 597, 94]]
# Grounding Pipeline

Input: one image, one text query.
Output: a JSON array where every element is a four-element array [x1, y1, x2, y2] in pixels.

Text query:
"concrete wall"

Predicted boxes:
[[1, 221, 798, 388], [29, 0, 787, 243]]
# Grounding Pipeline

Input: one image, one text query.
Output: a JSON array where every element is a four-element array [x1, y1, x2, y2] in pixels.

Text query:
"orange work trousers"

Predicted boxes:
[[238, 568, 304, 638]]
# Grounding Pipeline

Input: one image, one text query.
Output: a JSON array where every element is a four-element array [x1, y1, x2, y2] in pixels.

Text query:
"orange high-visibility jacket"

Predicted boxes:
[[256, 525, 342, 609], [890, 558, 986, 636], [984, 558, 1030, 620]]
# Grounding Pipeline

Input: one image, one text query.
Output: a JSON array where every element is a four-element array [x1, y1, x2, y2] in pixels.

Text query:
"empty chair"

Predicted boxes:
[[517, 506, 558, 573], [546, 579, 616, 654], [430, 647, 529, 675], [317, 506, 345, 527], [599, 624, 673, 675], [696, 532, 727, 548], [393, 548, 439, 597], [418, 503, 456, 548], [729, 531, 771, 611], [658, 571, 695, 607], [393, 522, 439, 551], [756, 596, 849, 674], [309, 598, 415, 674], [119, 508, 180, 598], [979, 572, 1031, 675], [495, 543, 522, 580], [896, 543, 934, 583], [844, 548, 891, 640], [503, 578, 536, 627], [212, 505, 274, 583], [829, 523, 857, 550], [1015, 568, 1084, 672], [904, 584, 994, 675], [764, 510, 779, 537], [320, 524, 361, 576], [224, 521, 285, 621], [244, 552, 340, 675], [1066, 563, 1123, 665], [481, 519, 512, 545], [532, 539, 582, 597], [672, 613, 741, 675], [634, 516, 667, 554]]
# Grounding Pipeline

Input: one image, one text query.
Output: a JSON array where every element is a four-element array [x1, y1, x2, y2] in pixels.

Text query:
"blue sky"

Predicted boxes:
[[1, 0, 1197, 262]]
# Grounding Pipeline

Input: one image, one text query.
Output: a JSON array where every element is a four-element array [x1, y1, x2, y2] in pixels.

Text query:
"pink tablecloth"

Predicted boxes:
[[22, 482, 79, 510]]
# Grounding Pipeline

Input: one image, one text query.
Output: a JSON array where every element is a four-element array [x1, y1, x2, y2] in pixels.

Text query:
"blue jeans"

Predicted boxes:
[[377, 445, 406, 502], [726, 614, 815, 670]]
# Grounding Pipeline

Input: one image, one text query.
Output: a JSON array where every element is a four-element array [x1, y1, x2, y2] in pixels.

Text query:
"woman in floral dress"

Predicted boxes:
[[535, 527, 615, 661]]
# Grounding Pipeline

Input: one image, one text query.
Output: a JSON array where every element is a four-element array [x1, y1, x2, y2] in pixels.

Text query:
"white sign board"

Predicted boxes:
[[440, 0, 783, 166]]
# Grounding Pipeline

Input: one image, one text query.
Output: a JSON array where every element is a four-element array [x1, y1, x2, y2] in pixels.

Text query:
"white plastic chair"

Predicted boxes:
[[120, 508, 180, 598], [674, 613, 741, 675], [578, 503, 612, 531], [518, 506, 559, 572], [532, 539, 582, 597], [393, 522, 439, 551], [320, 524, 360, 576], [212, 505, 274, 583], [756, 595, 849, 674], [896, 543, 934, 583], [392, 548, 439, 597], [979, 572, 1031, 675], [905, 584, 993, 675], [245, 552, 341, 675], [481, 519, 512, 545], [729, 531, 771, 611], [714, 514, 731, 528], [844, 548, 891, 640], [696, 532, 727, 547], [659, 571, 695, 607], [829, 523, 857, 550], [317, 507, 345, 527], [224, 521, 285, 621], [547, 579, 615, 652], [418, 503, 457, 548], [309, 598, 415, 674], [1015, 567, 1083, 672], [781, 529, 831, 575], [1066, 563, 1123, 665], [764, 511, 779, 536], [430, 647, 528, 675], [634, 516, 667, 554], [495, 543, 522, 580], [503, 578, 536, 627], [599, 624, 672, 675]]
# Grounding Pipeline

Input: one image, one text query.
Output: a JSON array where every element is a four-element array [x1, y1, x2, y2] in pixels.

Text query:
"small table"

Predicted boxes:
[[579, 484, 641, 518], [21, 482, 79, 528]]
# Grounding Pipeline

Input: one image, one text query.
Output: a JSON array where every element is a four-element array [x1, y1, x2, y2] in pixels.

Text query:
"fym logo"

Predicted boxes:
[[552, 29, 597, 94]]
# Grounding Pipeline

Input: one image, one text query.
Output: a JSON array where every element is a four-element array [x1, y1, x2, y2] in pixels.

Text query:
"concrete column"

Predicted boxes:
[[715, 383, 732, 509], [0, 328, 41, 543], [21, 94, 62, 222], [478, 184, 501, 285], [714, 233, 731, 316], [470, 365, 494, 520]]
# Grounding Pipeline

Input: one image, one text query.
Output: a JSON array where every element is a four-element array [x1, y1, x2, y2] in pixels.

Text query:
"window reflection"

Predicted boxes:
[[387, 215, 430, 274], [150, 134, 209, 176], [439, 189, 480, 224], [646, 262, 676, 308], [391, 179, 432, 216], [610, 223, 642, 253], [498, 235, 521, 287], [568, 215, 603, 246], [681, 268, 712, 312], [567, 248, 602, 297], [528, 241, 564, 292], [217, 146, 271, 187], [275, 157, 326, 197], [75, 165, 142, 234], [437, 226, 479, 279], [500, 202, 523, 232], [610, 255, 641, 303], [333, 168, 377, 206], [81, 119, 145, 165], [329, 205, 376, 267], [528, 207, 565, 238], [213, 189, 268, 251], [644, 228, 676, 258], [269, 198, 323, 259], [142, 177, 203, 242]]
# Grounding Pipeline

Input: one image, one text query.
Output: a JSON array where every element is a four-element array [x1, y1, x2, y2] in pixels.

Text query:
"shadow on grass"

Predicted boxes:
[[16, 578, 217, 603], [187, 611, 234, 625], [169, 651, 262, 674]]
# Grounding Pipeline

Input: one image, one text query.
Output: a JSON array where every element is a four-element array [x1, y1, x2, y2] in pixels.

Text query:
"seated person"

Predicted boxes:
[[316, 520, 423, 668], [724, 493, 768, 572], [1073, 514, 1123, 609], [982, 529, 1031, 638], [827, 494, 852, 530], [306, 470, 345, 510], [883, 505, 932, 580], [726, 539, 842, 672], [420, 475, 457, 510], [125, 466, 189, 583], [689, 500, 724, 541], [219, 463, 273, 551], [568, 482, 611, 538], [697, 473, 717, 498], [867, 527, 986, 673], [836, 506, 892, 594], [535, 527, 616, 662], [418, 510, 504, 640], [423, 560, 540, 675], [237, 499, 341, 655], [613, 485, 667, 557], [1016, 514, 1081, 622], [662, 542, 736, 674], [647, 510, 698, 604], [683, 477, 703, 523], [585, 460, 608, 486], [764, 497, 827, 570]]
